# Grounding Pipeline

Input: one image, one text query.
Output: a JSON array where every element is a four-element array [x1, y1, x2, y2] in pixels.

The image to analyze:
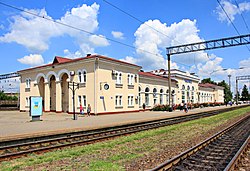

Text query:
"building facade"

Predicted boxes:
[[198, 83, 224, 103], [18, 54, 224, 114]]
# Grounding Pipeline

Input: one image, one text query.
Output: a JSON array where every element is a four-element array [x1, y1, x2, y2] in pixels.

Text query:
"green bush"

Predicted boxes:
[[152, 104, 170, 111]]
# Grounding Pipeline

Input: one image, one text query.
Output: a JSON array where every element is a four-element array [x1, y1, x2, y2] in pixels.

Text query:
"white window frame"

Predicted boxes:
[[116, 72, 122, 85], [78, 71, 82, 83], [77, 69, 87, 83], [83, 70, 87, 83], [128, 95, 134, 106], [26, 97, 30, 107], [127, 73, 134, 85], [115, 94, 123, 107], [82, 95, 86, 107], [25, 78, 31, 88], [78, 95, 82, 107]]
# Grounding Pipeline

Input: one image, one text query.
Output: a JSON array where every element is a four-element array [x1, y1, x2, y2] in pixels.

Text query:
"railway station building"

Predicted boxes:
[[18, 54, 224, 114]]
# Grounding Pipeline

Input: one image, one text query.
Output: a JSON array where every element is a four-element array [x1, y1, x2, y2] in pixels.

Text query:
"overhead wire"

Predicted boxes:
[[234, 0, 250, 33], [102, 0, 194, 68], [216, 0, 250, 52], [0, 1, 163, 58]]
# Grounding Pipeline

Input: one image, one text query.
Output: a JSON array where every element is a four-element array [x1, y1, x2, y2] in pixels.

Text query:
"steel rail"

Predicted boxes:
[[0, 105, 248, 161], [224, 136, 250, 171], [150, 115, 250, 171]]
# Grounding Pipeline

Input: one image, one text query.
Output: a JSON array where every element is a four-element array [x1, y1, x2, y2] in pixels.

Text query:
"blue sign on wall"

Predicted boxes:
[[30, 96, 43, 116]]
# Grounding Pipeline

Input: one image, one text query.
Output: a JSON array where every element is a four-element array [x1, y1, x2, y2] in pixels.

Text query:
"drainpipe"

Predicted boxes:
[[94, 56, 99, 115]]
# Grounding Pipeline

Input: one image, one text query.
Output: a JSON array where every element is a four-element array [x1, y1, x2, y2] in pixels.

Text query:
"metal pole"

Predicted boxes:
[[167, 54, 172, 110], [236, 79, 238, 105], [72, 82, 77, 120]]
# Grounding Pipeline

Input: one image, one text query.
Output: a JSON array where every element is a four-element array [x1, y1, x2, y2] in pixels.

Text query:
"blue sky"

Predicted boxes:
[[0, 0, 250, 92]]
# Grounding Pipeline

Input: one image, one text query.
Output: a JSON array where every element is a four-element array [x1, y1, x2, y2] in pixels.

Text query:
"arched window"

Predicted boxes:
[[160, 89, 164, 104], [182, 85, 185, 103], [166, 89, 169, 104], [116, 72, 122, 84], [83, 70, 87, 83], [138, 87, 141, 106], [78, 71, 82, 83], [191, 86, 194, 102], [153, 88, 157, 105], [78, 69, 87, 83], [187, 86, 190, 102], [145, 87, 150, 106], [25, 78, 31, 88]]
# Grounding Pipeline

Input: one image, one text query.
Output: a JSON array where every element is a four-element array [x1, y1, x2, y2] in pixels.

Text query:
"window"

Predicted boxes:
[[25, 78, 31, 88], [153, 88, 157, 105], [128, 95, 134, 106], [82, 95, 86, 107], [78, 70, 87, 83], [166, 89, 169, 104], [145, 87, 150, 106], [78, 72, 82, 83], [115, 95, 122, 107], [160, 89, 163, 104], [83, 70, 87, 83], [138, 87, 141, 106], [78, 95, 87, 107], [78, 96, 82, 107], [182, 85, 185, 103], [127, 74, 134, 85], [26, 97, 30, 107], [191, 86, 194, 102], [118, 73, 122, 84]]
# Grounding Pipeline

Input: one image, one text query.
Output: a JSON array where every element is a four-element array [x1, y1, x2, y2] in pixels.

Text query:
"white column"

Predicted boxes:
[[56, 81, 62, 112], [44, 82, 50, 112]]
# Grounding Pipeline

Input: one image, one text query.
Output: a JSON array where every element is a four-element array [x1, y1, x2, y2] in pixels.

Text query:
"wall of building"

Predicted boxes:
[[139, 75, 177, 108], [18, 55, 225, 114]]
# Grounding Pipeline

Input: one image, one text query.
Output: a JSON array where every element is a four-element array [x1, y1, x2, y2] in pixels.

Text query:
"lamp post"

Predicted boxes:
[[68, 82, 79, 120]]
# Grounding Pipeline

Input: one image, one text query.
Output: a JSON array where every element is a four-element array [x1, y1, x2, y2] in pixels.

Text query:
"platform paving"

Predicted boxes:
[[0, 105, 242, 141]]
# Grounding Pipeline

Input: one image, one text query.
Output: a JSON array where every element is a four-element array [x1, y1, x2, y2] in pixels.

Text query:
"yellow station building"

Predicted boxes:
[[18, 54, 224, 114]]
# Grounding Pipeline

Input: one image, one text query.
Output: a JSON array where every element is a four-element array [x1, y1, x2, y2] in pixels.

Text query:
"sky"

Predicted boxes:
[[0, 0, 250, 93]]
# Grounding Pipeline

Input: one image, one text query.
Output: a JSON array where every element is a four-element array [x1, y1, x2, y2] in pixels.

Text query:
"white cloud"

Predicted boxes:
[[17, 54, 44, 66], [196, 54, 224, 77], [63, 49, 84, 59], [239, 57, 250, 68], [120, 56, 138, 65], [111, 31, 124, 39], [89, 34, 110, 46], [215, 0, 250, 23], [0, 3, 108, 53], [133, 19, 207, 70]]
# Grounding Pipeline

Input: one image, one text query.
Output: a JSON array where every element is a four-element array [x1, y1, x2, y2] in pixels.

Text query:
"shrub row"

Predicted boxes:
[[152, 102, 225, 111]]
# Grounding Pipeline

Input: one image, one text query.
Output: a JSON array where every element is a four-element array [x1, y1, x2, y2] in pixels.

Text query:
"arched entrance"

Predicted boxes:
[[61, 73, 69, 112], [49, 75, 56, 111], [38, 77, 45, 110]]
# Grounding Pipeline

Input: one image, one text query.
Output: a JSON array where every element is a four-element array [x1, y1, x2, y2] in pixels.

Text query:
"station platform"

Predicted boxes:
[[0, 105, 245, 141]]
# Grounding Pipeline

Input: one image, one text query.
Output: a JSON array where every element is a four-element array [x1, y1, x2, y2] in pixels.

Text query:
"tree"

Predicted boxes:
[[201, 78, 217, 85], [0, 91, 18, 101], [218, 80, 232, 103], [241, 84, 249, 101], [234, 91, 240, 101]]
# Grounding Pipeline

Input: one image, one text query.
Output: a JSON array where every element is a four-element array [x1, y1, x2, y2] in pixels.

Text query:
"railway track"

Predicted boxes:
[[151, 114, 250, 171], [0, 105, 248, 161]]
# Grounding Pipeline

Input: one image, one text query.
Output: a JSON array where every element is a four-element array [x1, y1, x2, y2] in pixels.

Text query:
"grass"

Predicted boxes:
[[1, 106, 250, 171]]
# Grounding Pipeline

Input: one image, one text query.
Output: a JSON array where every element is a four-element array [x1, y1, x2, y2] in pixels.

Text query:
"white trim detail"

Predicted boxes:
[[46, 71, 58, 81], [35, 73, 46, 84], [58, 69, 70, 80]]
